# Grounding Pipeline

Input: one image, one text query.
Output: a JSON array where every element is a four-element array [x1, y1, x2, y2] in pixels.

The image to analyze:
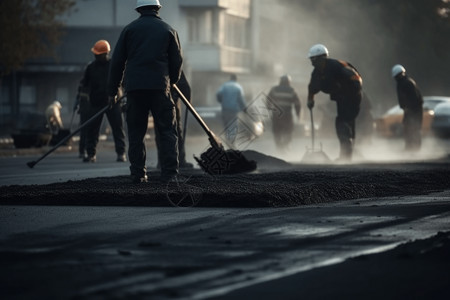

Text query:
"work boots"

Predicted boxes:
[[131, 174, 148, 183], [117, 154, 127, 162], [83, 155, 96, 163], [336, 139, 353, 163]]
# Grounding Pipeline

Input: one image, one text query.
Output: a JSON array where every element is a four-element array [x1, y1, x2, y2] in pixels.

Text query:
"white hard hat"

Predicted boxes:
[[53, 101, 62, 109], [391, 64, 406, 77], [136, 0, 161, 9], [280, 74, 292, 83], [308, 44, 329, 58]]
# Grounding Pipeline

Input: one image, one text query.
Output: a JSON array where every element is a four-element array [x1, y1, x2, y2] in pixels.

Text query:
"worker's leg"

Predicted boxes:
[[106, 104, 127, 159]]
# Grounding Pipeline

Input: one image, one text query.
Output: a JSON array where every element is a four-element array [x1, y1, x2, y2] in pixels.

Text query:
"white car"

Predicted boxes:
[[431, 101, 450, 138], [374, 96, 450, 138]]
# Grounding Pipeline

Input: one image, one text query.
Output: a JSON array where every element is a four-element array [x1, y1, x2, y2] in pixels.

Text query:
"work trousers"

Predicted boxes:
[[403, 110, 422, 151], [126, 89, 178, 179], [77, 99, 90, 156], [272, 114, 294, 149], [334, 92, 361, 160], [155, 99, 187, 164], [222, 110, 240, 146], [78, 110, 89, 156], [85, 103, 126, 157]]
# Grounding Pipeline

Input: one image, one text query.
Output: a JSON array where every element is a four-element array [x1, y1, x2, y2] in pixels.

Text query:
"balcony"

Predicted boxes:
[[185, 44, 251, 73], [180, 0, 250, 17]]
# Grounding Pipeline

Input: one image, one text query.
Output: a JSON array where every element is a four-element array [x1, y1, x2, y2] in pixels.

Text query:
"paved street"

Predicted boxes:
[[1, 194, 449, 299], [1, 133, 449, 299], [1, 132, 449, 186]]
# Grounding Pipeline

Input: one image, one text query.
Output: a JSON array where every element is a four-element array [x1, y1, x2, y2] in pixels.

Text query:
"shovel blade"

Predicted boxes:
[[27, 161, 37, 168], [195, 146, 257, 175], [301, 149, 331, 164]]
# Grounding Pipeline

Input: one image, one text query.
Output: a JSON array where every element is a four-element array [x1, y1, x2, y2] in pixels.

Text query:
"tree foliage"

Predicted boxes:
[[0, 0, 75, 76]]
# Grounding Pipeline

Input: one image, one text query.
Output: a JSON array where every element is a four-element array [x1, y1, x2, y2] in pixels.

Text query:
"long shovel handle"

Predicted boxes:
[[182, 101, 188, 142], [69, 109, 76, 132], [173, 84, 222, 149], [309, 108, 315, 150], [27, 105, 109, 168]]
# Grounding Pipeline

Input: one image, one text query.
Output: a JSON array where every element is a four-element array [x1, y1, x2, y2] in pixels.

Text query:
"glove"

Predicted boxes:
[[119, 96, 128, 113], [108, 96, 117, 109], [307, 99, 314, 109]]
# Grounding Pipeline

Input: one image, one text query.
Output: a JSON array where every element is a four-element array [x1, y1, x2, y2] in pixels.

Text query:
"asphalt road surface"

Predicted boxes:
[[1, 134, 450, 299], [1, 196, 449, 299], [1, 133, 449, 185]]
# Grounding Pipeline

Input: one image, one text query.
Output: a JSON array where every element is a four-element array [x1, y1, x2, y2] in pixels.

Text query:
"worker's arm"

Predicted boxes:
[[307, 71, 321, 109], [293, 91, 301, 117], [307, 91, 315, 109]]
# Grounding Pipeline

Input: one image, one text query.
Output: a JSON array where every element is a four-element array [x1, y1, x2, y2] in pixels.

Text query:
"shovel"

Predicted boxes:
[[27, 104, 110, 168], [301, 108, 331, 163], [173, 84, 257, 175], [69, 109, 76, 132]]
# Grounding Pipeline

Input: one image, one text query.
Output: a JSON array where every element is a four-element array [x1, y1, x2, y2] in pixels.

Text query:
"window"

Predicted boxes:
[[0, 85, 11, 115], [19, 85, 36, 113], [187, 10, 213, 44], [224, 15, 249, 49], [187, 16, 200, 43]]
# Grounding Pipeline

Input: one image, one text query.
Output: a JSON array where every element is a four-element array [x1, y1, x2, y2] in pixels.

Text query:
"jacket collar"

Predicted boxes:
[[140, 10, 161, 19]]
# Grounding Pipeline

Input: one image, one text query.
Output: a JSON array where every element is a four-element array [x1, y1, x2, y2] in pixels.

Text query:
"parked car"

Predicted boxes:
[[373, 96, 450, 138], [431, 101, 450, 138]]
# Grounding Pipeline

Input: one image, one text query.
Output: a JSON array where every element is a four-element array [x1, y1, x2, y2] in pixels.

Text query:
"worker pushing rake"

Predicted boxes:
[[304, 43, 363, 163], [28, 0, 256, 177]]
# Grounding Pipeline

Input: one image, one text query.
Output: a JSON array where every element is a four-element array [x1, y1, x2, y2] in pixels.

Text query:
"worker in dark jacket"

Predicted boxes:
[[268, 74, 301, 150], [79, 39, 127, 163], [307, 44, 363, 162], [392, 64, 424, 152], [107, 0, 183, 183]]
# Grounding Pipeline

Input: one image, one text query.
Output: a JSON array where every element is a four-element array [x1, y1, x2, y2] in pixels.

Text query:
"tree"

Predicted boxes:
[[0, 0, 75, 76]]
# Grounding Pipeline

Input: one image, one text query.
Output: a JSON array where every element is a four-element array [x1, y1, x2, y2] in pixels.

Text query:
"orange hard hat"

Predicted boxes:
[[91, 40, 111, 55]]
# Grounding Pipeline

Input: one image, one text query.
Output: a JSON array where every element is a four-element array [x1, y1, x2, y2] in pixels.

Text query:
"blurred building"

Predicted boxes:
[[0, 0, 310, 134]]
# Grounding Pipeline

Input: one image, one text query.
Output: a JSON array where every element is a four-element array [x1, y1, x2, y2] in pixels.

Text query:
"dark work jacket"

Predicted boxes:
[[79, 58, 110, 108], [268, 84, 301, 117], [108, 10, 183, 96], [396, 75, 423, 112], [171, 71, 191, 102], [308, 58, 362, 101]]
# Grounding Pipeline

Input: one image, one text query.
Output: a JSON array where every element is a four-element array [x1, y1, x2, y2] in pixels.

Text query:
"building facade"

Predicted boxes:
[[0, 0, 309, 135]]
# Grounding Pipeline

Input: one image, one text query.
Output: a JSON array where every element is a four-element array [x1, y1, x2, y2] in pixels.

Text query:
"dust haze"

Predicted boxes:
[[254, 1, 448, 114], [230, 1, 450, 165]]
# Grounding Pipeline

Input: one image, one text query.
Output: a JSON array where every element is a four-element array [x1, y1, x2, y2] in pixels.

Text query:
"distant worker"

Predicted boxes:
[[216, 74, 246, 146], [108, 0, 183, 183], [268, 74, 301, 150], [392, 64, 424, 152], [307, 44, 363, 162], [45, 101, 63, 135], [79, 39, 127, 163]]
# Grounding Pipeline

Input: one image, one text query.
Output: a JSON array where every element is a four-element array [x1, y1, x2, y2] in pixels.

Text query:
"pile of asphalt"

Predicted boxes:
[[1, 151, 450, 207]]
